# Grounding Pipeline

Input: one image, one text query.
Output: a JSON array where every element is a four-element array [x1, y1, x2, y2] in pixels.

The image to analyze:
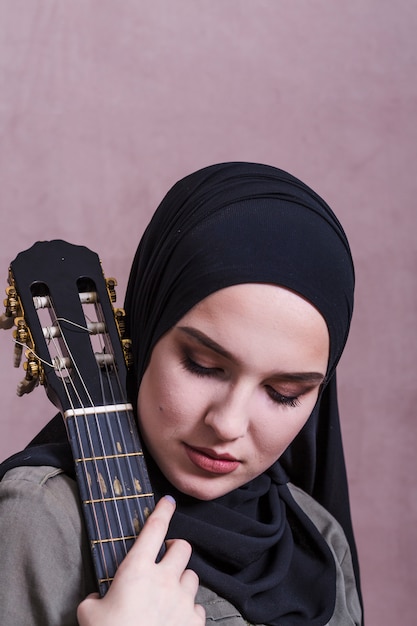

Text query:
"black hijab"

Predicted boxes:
[[123, 162, 359, 625]]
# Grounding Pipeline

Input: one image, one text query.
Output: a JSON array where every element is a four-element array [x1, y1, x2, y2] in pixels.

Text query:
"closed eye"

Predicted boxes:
[[265, 385, 301, 408], [181, 355, 224, 378]]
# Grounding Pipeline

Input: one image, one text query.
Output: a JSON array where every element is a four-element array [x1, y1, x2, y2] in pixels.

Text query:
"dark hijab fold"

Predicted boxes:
[[1, 162, 361, 624]]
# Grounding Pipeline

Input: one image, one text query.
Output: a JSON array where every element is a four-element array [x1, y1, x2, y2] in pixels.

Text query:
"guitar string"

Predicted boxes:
[[52, 315, 125, 582], [19, 305, 122, 589], [42, 302, 119, 588], [54, 293, 152, 573], [25, 292, 153, 589], [93, 299, 153, 534], [84, 303, 147, 551]]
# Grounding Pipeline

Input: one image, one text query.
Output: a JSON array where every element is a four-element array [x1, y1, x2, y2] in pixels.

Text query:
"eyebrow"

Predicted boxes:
[[177, 326, 326, 384]]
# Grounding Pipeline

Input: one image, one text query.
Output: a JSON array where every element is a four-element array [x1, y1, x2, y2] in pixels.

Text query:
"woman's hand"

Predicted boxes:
[[77, 496, 205, 626]]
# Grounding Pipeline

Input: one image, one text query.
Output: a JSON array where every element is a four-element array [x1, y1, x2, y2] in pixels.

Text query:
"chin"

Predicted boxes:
[[180, 485, 231, 501], [166, 472, 241, 501]]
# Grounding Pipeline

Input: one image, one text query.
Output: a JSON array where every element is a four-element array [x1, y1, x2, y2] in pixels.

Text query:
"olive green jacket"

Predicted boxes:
[[0, 465, 361, 625]]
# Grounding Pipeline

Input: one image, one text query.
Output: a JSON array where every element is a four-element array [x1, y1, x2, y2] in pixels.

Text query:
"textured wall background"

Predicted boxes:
[[0, 2, 416, 623]]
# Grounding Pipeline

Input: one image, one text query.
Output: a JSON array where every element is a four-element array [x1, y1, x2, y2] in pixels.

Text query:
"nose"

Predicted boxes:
[[204, 383, 251, 441]]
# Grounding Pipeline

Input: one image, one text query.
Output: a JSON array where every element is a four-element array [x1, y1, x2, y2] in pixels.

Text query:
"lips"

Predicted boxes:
[[184, 444, 241, 474]]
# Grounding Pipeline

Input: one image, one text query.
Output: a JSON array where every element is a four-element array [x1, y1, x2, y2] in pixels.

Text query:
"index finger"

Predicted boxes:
[[128, 495, 176, 562]]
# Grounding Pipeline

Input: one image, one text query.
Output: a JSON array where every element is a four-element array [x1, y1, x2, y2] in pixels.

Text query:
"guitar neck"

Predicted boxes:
[[64, 403, 155, 596], [1, 240, 159, 596]]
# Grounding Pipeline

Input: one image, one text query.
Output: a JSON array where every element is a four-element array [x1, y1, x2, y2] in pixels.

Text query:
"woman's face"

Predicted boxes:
[[137, 283, 329, 500]]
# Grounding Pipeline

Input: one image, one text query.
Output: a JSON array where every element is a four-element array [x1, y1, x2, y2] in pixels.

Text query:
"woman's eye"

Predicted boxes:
[[181, 355, 222, 378], [266, 385, 300, 408]]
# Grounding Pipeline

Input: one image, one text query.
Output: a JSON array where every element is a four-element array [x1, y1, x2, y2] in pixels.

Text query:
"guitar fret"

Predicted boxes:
[[84, 493, 153, 504], [75, 451, 144, 462], [91, 535, 137, 545]]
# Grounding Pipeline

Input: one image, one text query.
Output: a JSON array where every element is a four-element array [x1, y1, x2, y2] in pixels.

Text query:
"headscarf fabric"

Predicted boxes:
[[124, 162, 360, 625]]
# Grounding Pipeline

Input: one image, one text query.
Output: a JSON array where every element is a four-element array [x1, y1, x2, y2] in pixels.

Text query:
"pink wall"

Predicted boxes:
[[0, 2, 416, 623]]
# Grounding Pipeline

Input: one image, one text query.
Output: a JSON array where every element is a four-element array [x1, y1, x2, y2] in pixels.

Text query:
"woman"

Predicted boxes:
[[0, 162, 362, 625]]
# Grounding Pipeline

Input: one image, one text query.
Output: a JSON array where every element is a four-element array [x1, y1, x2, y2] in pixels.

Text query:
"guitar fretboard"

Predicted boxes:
[[65, 404, 155, 596]]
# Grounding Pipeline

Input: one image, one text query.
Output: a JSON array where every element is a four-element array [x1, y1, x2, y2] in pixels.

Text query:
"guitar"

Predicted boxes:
[[0, 240, 156, 596]]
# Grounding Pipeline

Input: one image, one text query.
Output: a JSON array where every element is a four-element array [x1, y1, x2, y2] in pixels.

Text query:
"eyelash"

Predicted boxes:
[[265, 386, 301, 408], [181, 355, 221, 378], [181, 355, 301, 409]]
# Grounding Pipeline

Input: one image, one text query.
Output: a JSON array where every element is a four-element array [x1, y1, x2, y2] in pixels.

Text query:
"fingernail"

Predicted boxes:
[[164, 494, 176, 506]]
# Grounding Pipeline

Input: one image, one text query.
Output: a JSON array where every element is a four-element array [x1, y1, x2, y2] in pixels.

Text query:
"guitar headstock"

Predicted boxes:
[[0, 240, 132, 414]]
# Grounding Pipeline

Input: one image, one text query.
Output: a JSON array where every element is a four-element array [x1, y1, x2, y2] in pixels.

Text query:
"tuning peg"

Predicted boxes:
[[114, 308, 126, 337], [0, 285, 20, 330], [12, 317, 30, 368], [5, 285, 20, 315], [0, 313, 14, 330], [122, 338, 133, 369], [106, 277, 117, 303], [17, 352, 41, 396]]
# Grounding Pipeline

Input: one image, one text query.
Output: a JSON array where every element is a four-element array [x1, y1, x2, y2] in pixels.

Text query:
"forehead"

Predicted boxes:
[[189, 283, 326, 327]]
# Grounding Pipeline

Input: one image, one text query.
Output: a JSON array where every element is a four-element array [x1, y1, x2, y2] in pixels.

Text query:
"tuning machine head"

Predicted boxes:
[[114, 308, 133, 369], [17, 350, 42, 396], [1, 273, 43, 396], [106, 277, 117, 303], [12, 316, 30, 368], [122, 338, 133, 370], [0, 281, 21, 330]]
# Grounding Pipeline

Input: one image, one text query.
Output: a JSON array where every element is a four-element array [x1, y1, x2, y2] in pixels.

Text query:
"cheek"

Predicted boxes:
[[253, 400, 317, 463], [137, 362, 195, 434]]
